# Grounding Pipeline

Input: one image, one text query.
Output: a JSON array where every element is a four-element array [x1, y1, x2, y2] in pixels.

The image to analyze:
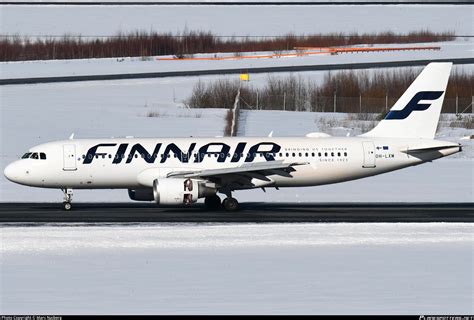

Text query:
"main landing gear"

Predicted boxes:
[[62, 188, 73, 211], [222, 197, 239, 211], [204, 193, 240, 211]]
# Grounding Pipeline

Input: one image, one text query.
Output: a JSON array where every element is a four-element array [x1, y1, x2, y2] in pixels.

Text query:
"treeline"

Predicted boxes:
[[0, 30, 455, 61], [186, 69, 473, 114]]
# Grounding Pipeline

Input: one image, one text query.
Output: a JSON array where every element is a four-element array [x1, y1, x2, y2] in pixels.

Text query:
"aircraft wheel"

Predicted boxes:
[[204, 194, 221, 210], [63, 202, 72, 211], [223, 197, 239, 212]]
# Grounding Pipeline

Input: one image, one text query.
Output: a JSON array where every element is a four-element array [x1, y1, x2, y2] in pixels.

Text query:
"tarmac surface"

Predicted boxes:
[[0, 202, 472, 224]]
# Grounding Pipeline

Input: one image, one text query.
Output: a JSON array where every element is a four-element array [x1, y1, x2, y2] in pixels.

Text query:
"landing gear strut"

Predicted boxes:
[[204, 194, 221, 210], [62, 188, 73, 211]]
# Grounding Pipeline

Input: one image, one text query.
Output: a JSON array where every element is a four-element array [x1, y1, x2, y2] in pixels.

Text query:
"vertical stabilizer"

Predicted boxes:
[[361, 62, 452, 139]]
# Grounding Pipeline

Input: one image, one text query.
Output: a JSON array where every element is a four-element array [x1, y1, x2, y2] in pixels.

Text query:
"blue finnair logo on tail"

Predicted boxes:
[[385, 91, 444, 120]]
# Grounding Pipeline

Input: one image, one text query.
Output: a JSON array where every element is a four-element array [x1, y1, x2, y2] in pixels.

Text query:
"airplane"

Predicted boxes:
[[3, 62, 461, 211]]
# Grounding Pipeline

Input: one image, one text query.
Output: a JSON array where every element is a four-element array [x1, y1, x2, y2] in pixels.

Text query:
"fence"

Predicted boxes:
[[240, 93, 473, 114]]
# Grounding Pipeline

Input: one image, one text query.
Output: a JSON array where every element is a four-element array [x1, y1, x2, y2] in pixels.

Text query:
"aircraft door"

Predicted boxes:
[[362, 141, 376, 168], [63, 144, 77, 171]]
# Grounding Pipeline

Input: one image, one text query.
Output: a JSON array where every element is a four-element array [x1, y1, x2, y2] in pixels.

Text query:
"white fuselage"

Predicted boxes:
[[4, 136, 461, 192]]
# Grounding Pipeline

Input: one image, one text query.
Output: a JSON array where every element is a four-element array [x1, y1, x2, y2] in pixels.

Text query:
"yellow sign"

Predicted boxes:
[[240, 73, 249, 81]]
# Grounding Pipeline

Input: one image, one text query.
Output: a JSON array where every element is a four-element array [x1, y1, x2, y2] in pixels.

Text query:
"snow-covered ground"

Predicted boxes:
[[2, 40, 473, 79], [1, 223, 472, 314], [1, 5, 472, 36], [1, 70, 472, 203]]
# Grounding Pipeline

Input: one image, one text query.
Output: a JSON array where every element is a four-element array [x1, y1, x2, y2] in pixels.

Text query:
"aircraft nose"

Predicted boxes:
[[4, 162, 20, 182]]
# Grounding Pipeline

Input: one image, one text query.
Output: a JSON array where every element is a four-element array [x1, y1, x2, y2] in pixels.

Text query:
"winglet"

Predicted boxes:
[[69, 133, 75, 140]]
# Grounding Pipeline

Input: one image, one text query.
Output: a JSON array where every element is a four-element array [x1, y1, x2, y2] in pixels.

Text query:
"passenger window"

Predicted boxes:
[[318, 152, 321, 157], [324, 152, 328, 157], [338, 152, 341, 157], [292, 153, 295, 157], [40, 153, 46, 160], [331, 152, 334, 157], [311, 153, 315, 157], [298, 153, 302, 157], [286, 153, 289, 157], [344, 152, 348, 157], [305, 153, 308, 157]]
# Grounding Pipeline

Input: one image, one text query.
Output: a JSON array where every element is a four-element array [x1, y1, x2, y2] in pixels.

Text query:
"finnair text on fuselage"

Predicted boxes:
[[83, 141, 281, 164]]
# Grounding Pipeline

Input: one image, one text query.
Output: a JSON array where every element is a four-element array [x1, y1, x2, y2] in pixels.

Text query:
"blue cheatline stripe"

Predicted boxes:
[[385, 91, 444, 120]]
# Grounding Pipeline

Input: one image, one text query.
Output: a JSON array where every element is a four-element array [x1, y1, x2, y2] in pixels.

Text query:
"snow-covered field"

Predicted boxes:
[[1, 223, 472, 314], [1, 5, 472, 36]]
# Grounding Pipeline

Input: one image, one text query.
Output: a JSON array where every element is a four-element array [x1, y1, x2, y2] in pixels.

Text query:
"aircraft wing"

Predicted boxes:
[[167, 160, 308, 189]]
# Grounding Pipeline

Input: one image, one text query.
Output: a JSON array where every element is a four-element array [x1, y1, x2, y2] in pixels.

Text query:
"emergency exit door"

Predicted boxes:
[[63, 144, 77, 171], [362, 141, 376, 168]]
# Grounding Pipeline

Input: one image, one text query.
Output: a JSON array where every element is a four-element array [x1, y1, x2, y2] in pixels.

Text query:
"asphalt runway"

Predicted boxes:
[[0, 202, 472, 223]]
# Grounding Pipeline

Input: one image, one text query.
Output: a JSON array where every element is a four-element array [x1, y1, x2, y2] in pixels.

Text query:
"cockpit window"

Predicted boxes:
[[22, 152, 47, 160]]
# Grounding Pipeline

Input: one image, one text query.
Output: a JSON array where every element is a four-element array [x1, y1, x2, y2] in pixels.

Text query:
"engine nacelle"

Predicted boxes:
[[153, 178, 216, 205], [128, 188, 154, 201]]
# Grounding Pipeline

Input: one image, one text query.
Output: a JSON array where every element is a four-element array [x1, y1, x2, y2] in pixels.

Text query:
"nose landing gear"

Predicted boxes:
[[62, 188, 73, 211]]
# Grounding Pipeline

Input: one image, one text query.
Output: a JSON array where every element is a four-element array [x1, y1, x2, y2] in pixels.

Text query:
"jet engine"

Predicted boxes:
[[153, 178, 216, 205]]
